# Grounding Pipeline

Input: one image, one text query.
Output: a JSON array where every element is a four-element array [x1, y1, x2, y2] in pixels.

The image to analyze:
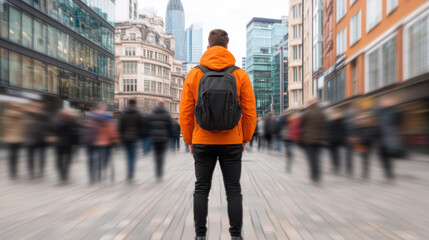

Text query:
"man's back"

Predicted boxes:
[[179, 46, 257, 145], [119, 106, 141, 143], [149, 106, 172, 144]]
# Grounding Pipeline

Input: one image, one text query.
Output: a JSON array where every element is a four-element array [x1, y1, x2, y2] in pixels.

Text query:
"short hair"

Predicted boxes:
[[128, 99, 137, 106], [208, 29, 229, 47]]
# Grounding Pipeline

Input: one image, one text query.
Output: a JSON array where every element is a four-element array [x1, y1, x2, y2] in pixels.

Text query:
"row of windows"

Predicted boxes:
[[123, 62, 137, 73], [144, 63, 170, 79], [19, 0, 114, 52], [292, 67, 302, 82], [326, 69, 345, 104], [292, 24, 302, 39], [81, 0, 115, 25], [143, 80, 170, 95], [143, 49, 169, 63], [123, 79, 137, 92], [292, 4, 302, 19], [367, 38, 397, 92], [125, 47, 136, 56], [1, 5, 114, 80], [292, 45, 302, 60], [0, 47, 113, 103], [336, 28, 346, 56]]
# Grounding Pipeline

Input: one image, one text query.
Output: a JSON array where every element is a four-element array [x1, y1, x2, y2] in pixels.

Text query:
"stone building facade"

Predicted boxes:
[[115, 14, 185, 119]]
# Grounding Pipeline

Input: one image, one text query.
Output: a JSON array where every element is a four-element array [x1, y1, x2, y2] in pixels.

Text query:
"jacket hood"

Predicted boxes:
[[199, 46, 236, 71]]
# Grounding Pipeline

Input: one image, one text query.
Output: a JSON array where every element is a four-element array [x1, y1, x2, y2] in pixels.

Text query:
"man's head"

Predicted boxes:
[[128, 99, 137, 107], [158, 100, 165, 107], [208, 29, 229, 49]]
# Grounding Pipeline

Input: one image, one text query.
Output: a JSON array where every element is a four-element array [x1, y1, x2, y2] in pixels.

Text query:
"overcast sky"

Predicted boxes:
[[116, 0, 289, 67]]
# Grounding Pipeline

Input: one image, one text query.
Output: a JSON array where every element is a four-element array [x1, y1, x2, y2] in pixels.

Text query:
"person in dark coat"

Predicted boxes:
[[55, 108, 80, 183], [149, 101, 173, 180], [301, 98, 327, 183], [118, 99, 142, 181], [26, 101, 51, 178], [141, 113, 152, 155], [171, 120, 181, 152], [264, 113, 277, 151], [327, 108, 346, 174]]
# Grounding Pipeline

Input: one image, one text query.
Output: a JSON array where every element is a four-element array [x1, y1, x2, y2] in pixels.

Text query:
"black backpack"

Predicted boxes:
[[194, 65, 242, 130]]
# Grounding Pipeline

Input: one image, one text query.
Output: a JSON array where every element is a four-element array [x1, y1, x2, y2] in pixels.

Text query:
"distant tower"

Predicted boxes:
[[115, 0, 138, 21], [165, 0, 186, 61], [242, 57, 246, 71], [185, 23, 203, 63]]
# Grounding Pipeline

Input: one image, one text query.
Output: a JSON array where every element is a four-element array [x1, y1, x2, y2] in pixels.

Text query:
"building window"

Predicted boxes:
[[157, 82, 162, 93], [143, 49, 146, 57], [157, 66, 162, 77], [293, 67, 297, 82], [151, 81, 156, 92], [144, 63, 151, 75], [407, 16, 428, 79], [130, 33, 136, 40], [292, 91, 298, 107], [326, 70, 345, 103], [293, 46, 297, 60], [366, 37, 397, 92], [336, 27, 346, 56], [123, 61, 137, 73], [352, 61, 357, 95], [123, 79, 137, 92], [386, 0, 398, 15], [144, 80, 150, 92], [366, 0, 382, 32], [163, 68, 169, 79], [151, 64, 156, 76], [292, 4, 302, 19], [9, 7, 21, 44], [336, 0, 346, 22], [125, 47, 136, 56], [350, 11, 361, 46], [22, 13, 33, 49]]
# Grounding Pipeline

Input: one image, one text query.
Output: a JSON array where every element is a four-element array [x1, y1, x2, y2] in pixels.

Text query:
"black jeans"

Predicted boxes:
[[328, 143, 341, 173], [8, 143, 21, 178], [305, 144, 322, 182], [193, 144, 243, 237], [153, 142, 167, 179], [28, 143, 46, 177], [284, 140, 293, 172], [56, 145, 72, 181]]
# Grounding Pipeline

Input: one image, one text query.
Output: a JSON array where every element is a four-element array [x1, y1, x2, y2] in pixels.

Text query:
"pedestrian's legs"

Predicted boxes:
[[379, 146, 394, 179], [87, 145, 96, 183], [38, 144, 46, 177], [306, 144, 320, 182], [346, 143, 354, 175], [361, 151, 370, 179], [192, 145, 217, 237], [27, 145, 35, 178], [285, 140, 293, 172], [218, 145, 243, 237], [56, 146, 66, 181], [96, 146, 104, 181], [125, 142, 137, 180], [176, 137, 180, 151], [153, 143, 166, 179], [329, 144, 340, 173], [8, 143, 20, 178], [63, 146, 72, 181]]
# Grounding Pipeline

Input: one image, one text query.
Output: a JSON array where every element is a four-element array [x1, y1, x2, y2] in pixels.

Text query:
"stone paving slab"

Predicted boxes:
[[0, 145, 428, 240]]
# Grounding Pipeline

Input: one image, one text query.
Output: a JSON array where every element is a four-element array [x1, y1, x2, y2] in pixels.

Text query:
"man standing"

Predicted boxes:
[[301, 98, 327, 183], [119, 99, 142, 182], [149, 101, 173, 180], [180, 29, 257, 240]]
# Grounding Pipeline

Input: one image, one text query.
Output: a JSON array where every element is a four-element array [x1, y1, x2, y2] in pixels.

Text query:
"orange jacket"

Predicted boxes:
[[179, 46, 257, 145]]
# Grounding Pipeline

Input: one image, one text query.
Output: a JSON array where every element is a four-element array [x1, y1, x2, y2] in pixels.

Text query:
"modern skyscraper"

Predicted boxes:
[[0, 0, 115, 111], [288, 0, 303, 108], [185, 23, 203, 63], [242, 57, 246, 70], [246, 17, 288, 116], [165, 0, 186, 62], [272, 34, 289, 114]]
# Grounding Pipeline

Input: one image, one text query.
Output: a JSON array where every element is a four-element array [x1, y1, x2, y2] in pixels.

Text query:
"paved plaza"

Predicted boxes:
[[0, 145, 428, 240]]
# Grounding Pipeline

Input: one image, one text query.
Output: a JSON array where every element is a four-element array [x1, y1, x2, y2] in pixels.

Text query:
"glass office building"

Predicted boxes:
[[185, 23, 203, 63], [246, 17, 288, 116], [0, 0, 115, 111], [272, 35, 289, 114], [165, 0, 185, 62]]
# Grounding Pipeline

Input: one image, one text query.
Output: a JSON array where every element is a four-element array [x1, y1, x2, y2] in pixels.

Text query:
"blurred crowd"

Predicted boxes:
[[0, 99, 181, 184], [251, 96, 410, 183]]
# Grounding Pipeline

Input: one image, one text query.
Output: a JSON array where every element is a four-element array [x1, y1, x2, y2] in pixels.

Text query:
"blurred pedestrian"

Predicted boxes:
[[279, 111, 293, 172], [264, 113, 277, 151], [94, 113, 119, 182], [257, 117, 265, 150], [171, 119, 181, 152], [179, 29, 257, 240], [344, 105, 358, 176], [26, 101, 50, 178], [1, 103, 27, 179], [249, 120, 258, 149], [149, 101, 173, 180], [301, 98, 327, 183], [54, 108, 80, 183], [119, 99, 142, 182], [377, 97, 402, 179], [82, 109, 98, 184], [141, 113, 152, 155], [327, 108, 346, 174]]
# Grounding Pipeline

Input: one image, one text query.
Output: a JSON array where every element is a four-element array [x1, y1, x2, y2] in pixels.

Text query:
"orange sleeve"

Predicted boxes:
[[179, 68, 197, 145], [239, 71, 257, 143]]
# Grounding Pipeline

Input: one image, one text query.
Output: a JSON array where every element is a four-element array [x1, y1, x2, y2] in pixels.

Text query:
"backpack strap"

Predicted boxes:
[[224, 65, 239, 74], [195, 65, 211, 73]]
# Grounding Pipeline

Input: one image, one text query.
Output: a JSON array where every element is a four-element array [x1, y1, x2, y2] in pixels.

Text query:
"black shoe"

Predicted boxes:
[[231, 237, 243, 240], [195, 236, 206, 240]]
